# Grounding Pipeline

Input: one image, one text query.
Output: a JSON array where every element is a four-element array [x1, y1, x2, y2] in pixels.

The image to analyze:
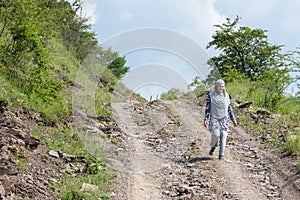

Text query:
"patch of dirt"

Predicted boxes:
[[111, 98, 300, 200]]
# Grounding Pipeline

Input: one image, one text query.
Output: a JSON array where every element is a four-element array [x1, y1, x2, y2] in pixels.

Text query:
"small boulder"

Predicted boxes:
[[48, 150, 60, 158], [79, 183, 99, 192]]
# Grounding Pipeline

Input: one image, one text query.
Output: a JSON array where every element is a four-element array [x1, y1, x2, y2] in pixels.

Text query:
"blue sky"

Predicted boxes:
[[80, 0, 300, 51], [74, 0, 300, 99]]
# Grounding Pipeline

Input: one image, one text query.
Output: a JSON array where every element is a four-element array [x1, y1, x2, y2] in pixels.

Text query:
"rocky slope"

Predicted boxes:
[[0, 102, 88, 200]]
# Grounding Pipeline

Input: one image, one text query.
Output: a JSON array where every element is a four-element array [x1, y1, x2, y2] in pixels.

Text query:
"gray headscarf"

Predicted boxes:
[[209, 79, 230, 119]]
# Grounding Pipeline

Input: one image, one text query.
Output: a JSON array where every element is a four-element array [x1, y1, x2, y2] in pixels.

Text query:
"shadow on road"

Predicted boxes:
[[167, 157, 213, 164]]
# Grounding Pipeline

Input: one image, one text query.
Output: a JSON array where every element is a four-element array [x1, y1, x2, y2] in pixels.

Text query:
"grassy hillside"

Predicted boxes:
[[226, 79, 300, 163], [0, 1, 129, 199]]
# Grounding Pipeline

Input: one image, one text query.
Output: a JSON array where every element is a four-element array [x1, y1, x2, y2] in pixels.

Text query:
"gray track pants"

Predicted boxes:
[[209, 117, 229, 157], [211, 128, 228, 157]]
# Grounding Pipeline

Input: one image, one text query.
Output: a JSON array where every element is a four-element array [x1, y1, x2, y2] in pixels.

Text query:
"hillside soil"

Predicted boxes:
[[0, 105, 88, 200]]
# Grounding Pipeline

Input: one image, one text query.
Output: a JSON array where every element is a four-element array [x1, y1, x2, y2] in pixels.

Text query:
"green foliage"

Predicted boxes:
[[107, 56, 130, 79], [161, 88, 183, 100], [53, 150, 113, 199], [72, 47, 122, 117], [0, 72, 69, 123], [31, 124, 115, 199], [0, 0, 99, 123], [95, 86, 113, 117], [48, 38, 80, 81], [227, 78, 294, 111], [283, 128, 300, 156], [250, 68, 291, 111], [207, 16, 292, 81], [87, 154, 106, 175], [31, 126, 86, 156], [291, 48, 300, 95], [0, 0, 75, 122], [277, 96, 300, 121], [0, 1, 120, 199], [222, 68, 246, 83], [188, 77, 207, 97], [35, 0, 97, 61], [227, 80, 300, 170], [0, 0, 48, 65], [0, 73, 26, 107], [54, 172, 114, 200]]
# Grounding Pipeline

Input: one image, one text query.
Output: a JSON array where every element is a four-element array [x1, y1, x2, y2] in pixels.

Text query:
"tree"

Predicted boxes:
[[206, 16, 292, 110], [291, 48, 300, 96], [36, 0, 97, 61], [107, 56, 129, 79], [0, 0, 98, 121], [207, 16, 291, 81], [0, 0, 97, 88]]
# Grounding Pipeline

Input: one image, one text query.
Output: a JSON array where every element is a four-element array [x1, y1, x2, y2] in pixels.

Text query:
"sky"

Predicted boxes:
[[75, 0, 300, 99]]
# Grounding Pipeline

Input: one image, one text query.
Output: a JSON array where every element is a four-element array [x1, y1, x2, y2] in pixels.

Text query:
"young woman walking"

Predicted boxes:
[[204, 79, 238, 159]]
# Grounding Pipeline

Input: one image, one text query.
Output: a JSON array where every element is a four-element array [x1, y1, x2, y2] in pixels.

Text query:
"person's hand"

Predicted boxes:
[[204, 120, 209, 129], [233, 121, 238, 127]]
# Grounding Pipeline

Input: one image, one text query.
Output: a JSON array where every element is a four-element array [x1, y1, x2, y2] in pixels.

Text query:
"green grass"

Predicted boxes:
[[48, 39, 81, 82], [95, 86, 114, 117], [13, 151, 29, 172], [0, 73, 27, 108], [53, 153, 115, 200], [30, 126, 86, 156], [284, 133, 300, 155], [277, 96, 300, 125], [31, 124, 116, 199], [0, 39, 72, 125], [161, 88, 184, 100], [54, 172, 115, 200], [226, 79, 300, 165]]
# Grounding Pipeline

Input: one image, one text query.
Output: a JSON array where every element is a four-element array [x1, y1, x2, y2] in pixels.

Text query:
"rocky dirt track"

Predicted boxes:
[[1, 97, 299, 200], [111, 99, 300, 200]]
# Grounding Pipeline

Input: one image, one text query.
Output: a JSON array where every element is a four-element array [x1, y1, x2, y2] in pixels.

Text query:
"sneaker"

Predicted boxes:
[[219, 155, 224, 160], [209, 147, 215, 155]]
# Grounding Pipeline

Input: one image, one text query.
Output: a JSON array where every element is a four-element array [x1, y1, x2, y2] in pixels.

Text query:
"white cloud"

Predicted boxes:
[[67, 0, 98, 25], [80, 0, 300, 52], [86, 0, 225, 49], [81, 1, 98, 25], [170, 0, 226, 47]]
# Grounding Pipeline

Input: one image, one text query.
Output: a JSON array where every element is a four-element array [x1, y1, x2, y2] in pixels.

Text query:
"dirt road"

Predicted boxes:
[[111, 99, 300, 200]]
